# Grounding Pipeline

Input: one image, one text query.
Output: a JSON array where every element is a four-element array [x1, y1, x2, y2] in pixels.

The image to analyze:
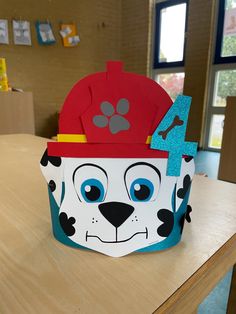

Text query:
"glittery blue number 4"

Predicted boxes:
[[151, 95, 198, 177]]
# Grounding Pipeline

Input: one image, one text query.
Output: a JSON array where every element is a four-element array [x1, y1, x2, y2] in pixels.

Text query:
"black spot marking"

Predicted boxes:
[[179, 205, 192, 234], [157, 209, 174, 237], [185, 205, 192, 223], [40, 149, 48, 166], [184, 156, 193, 163], [59, 212, 76, 236], [49, 180, 56, 192], [177, 175, 191, 199], [40, 149, 62, 167]]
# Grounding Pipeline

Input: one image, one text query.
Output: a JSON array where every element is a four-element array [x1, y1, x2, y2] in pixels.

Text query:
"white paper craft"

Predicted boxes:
[[41, 156, 195, 257], [68, 35, 80, 45], [59, 26, 72, 38], [0, 20, 9, 44], [39, 23, 55, 43], [13, 20, 31, 46], [40, 61, 197, 257]]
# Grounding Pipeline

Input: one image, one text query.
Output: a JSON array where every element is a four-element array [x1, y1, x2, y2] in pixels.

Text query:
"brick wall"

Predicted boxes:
[[184, 0, 216, 144], [121, 0, 152, 75], [1, 0, 122, 137], [1, 0, 215, 141]]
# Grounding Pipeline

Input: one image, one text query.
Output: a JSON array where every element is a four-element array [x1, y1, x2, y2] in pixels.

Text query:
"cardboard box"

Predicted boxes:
[[0, 92, 35, 134], [218, 97, 236, 183]]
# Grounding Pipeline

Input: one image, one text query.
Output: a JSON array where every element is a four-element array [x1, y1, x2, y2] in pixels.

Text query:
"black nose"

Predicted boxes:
[[98, 202, 134, 228]]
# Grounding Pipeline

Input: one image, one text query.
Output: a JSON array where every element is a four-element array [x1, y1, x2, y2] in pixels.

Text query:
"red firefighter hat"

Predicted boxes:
[[48, 61, 172, 158]]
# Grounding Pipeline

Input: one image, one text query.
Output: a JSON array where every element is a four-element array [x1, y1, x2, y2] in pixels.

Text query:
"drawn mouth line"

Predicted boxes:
[[86, 227, 148, 243]]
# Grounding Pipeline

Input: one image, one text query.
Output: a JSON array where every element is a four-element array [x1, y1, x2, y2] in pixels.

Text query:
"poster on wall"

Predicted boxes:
[[13, 20, 31, 46], [0, 19, 9, 44], [59, 23, 80, 47], [36, 21, 56, 45]]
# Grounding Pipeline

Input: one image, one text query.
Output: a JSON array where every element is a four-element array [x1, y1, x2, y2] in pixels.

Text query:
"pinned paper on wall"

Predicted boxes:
[[13, 20, 31, 46], [36, 21, 56, 45], [0, 20, 9, 44], [59, 23, 80, 47]]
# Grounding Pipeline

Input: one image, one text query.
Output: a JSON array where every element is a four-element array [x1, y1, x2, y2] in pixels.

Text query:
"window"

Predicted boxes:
[[208, 114, 224, 149], [215, 0, 236, 63], [205, 0, 236, 150], [155, 71, 185, 101], [212, 69, 236, 107], [153, 0, 188, 100], [154, 0, 188, 68]]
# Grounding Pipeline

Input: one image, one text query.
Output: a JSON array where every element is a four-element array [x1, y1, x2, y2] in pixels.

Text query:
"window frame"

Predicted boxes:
[[153, 0, 189, 69], [203, 0, 236, 151], [214, 0, 236, 64], [204, 64, 236, 151]]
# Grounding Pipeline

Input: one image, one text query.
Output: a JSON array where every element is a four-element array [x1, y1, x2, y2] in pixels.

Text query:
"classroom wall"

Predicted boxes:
[[0, 0, 122, 137], [1, 0, 215, 143], [119, 0, 216, 145], [121, 0, 152, 76], [148, 0, 216, 145]]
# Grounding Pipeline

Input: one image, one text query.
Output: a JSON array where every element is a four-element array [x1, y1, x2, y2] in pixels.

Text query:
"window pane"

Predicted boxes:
[[159, 3, 186, 63], [222, 0, 236, 57], [155, 72, 185, 101], [208, 114, 224, 149], [213, 69, 236, 107]]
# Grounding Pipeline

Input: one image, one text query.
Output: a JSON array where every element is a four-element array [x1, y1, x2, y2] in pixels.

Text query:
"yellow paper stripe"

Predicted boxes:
[[145, 135, 152, 144], [57, 134, 152, 144], [57, 134, 87, 143]]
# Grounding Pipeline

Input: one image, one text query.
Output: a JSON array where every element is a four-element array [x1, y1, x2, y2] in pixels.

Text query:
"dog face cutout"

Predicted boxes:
[[41, 152, 194, 257]]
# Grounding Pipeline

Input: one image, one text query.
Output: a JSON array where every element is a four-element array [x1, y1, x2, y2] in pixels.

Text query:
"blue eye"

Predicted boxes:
[[81, 179, 105, 203], [130, 178, 154, 202]]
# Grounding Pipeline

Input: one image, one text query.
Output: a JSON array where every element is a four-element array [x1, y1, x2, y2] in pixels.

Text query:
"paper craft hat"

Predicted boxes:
[[40, 61, 197, 257]]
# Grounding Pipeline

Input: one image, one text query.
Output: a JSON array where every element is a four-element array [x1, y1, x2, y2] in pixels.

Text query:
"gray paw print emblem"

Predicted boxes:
[[93, 98, 130, 134]]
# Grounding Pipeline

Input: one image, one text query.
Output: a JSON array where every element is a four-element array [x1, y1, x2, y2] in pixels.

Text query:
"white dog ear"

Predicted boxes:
[[40, 149, 64, 207], [175, 157, 195, 210]]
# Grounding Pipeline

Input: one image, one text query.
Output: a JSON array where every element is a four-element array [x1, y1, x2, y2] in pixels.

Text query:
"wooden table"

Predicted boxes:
[[0, 134, 235, 314]]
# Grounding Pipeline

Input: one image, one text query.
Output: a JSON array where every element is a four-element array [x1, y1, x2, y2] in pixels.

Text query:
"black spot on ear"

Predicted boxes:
[[49, 155, 62, 167], [49, 180, 56, 192], [177, 175, 191, 199], [185, 205, 192, 223], [185, 156, 193, 163], [59, 212, 76, 236], [40, 149, 49, 167], [40, 149, 61, 167], [157, 209, 174, 237]]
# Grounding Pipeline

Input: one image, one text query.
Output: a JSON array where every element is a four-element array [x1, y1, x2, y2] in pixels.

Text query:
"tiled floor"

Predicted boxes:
[[198, 270, 233, 314], [195, 150, 233, 314]]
